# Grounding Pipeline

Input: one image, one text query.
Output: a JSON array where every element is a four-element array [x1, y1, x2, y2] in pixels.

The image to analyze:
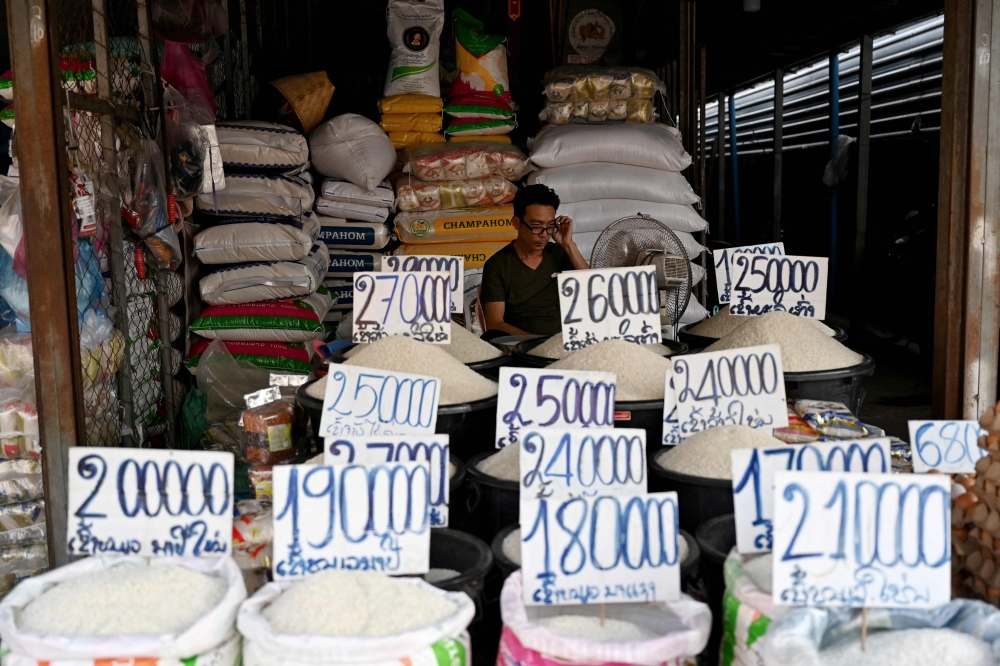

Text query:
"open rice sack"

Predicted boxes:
[[393, 206, 515, 244]]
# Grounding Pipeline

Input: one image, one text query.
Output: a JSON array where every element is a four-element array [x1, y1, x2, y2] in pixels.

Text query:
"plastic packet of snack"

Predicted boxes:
[[540, 102, 572, 125], [793, 399, 869, 439], [772, 407, 823, 444]]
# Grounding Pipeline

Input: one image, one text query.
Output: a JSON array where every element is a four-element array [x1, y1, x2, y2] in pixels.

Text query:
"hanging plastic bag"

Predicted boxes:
[[125, 138, 181, 270], [0, 177, 24, 280], [164, 83, 221, 200], [160, 41, 218, 119]]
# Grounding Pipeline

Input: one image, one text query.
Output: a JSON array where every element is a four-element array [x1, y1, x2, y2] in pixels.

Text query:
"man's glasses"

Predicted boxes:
[[527, 224, 559, 236]]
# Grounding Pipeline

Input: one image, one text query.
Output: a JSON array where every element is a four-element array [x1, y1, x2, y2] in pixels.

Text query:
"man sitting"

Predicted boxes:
[[480, 184, 589, 338]]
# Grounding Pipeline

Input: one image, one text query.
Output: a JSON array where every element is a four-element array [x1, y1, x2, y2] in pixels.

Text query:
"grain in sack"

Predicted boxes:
[[315, 217, 392, 250], [529, 164, 700, 205], [498, 570, 709, 666], [195, 173, 315, 218], [238, 570, 474, 666], [396, 177, 517, 211], [320, 179, 394, 208], [557, 199, 707, 235], [215, 121, 309, 174], [0, 556, 245, 662], [189, 287, 333, 342], [402, 142, 532, 181], [383, 0, 445, 97], [719, 551, 787, 666], [529, 123, 691, 171], [393, 206, 515, 244], [199, 243, 328, 306], [194, 214, 320, 264], [325, 250, 383, 278], [314, 199, 390, 224], [310, 114, 396, 192], [387, 131, 447, 150]]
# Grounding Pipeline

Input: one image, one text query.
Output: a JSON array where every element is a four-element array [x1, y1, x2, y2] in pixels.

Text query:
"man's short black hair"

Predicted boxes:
[[513, 184, 560, 220]]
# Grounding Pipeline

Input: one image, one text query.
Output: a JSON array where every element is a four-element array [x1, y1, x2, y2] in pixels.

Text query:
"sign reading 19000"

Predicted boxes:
[[67, 448, 234, 558], [729, 255, 829, 319], [557, 266, 660, 352], [353, 271, 452, 344]]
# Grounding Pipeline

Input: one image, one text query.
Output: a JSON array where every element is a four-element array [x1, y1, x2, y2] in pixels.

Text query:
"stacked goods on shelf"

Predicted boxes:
[[538, 66, 664, 126], [443, 9, 516, 141], [309, 114, 397, 327], [379, 95, 445, 151], [189, 122, 330, 377], [529, 89, 710, 323]]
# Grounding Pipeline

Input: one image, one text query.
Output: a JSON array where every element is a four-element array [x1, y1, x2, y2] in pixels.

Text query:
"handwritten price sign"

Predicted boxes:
[[67, 448, 233, 557], [318, 365, 441, 438], [714, 243, 784, 304], [729, 255, 828, 319], [908, 420, 987, 474], [661, 368, 682, 445], [670, 344, 789, 436], [495, 367, 617, 448], [353, 271, 452, 343], [382, 255, 464, 314], [731, 439, 891, 554], [557, 266, 661, 352], [521, 491, 681, 605], [518, 428, 647, 500], [272, 462, 431, 578], [325, 434, 451, 527], [772, 471, 950, 609]]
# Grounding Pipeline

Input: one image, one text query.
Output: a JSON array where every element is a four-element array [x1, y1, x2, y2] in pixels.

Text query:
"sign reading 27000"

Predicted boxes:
[[67, 448, 234, 558], [557, 266, 660, 351], [729, 255, 829, 319], [353, 271, 452, 344]]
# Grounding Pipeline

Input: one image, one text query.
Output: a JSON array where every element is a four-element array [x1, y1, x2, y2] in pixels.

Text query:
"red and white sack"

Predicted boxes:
[[529, 164, 700, 206], [402, 142, 532, 181], [189, 287, 333, 342], [396, 176, 517, 211]]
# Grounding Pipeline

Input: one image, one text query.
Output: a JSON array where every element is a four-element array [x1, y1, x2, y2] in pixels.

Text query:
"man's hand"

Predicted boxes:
[[553, 215, 574, 249]]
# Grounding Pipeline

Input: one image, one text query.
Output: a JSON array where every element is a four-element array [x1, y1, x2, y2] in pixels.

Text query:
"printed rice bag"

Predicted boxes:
[[772, 406, 823, 444], [402, 142, 532, 181], [396, 176, 516, 211], [793, 399, 868, 439], [449, 9, 512, 111]]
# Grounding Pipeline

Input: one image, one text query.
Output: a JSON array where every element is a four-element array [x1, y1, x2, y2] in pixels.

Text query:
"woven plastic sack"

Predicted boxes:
[[194, 214, 320, 264], [388, 132, 447, 150], [680, 296, 710, 325], [379, 113, 443, 133], [320, 179, 394, 208], [530, 124, 691, 171], [561, 200, 707, 235], [2, 632, 241, 666], [215, 121, 309, 173], [316, 217, 392, 250], [238, 577, 474, 666], [189, 287, 333, 342], [720, 551, 789, 666], [396, 176, 517, 211], [761, 601, 1000, 666], [574, 228, 704, 263], [309, 114, 396, 192], [402, 142, 531, 181], [199, 243, 328, 306], [394, 240, 508, 269], [195, 173, 315, 218], [186, 338, 312, 375], [449, 8, 512, 110], [326, 250, 384, 277], [529, 164, 699, 205], [0, 556, 246, 660], [498, 570, 710, 666], [384, 0, 445, 97], [379, 95, 443, 114], [314, 199, 390, 224], [393, 206, 515, 245], [445, 117, 515, 137]]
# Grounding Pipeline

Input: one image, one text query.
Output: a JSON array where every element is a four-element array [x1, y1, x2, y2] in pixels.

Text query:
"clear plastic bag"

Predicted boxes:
[[195, 338, 270, 425], [539, 98, 656, 125], [159, 41, 218, 118], [395, 176, 517, 211], [402, 141, 532, 181], [126, 138, 181, 270]]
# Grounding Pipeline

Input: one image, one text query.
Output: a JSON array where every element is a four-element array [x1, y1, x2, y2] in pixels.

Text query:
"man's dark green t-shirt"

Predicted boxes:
[[480, 242, 575, 335]]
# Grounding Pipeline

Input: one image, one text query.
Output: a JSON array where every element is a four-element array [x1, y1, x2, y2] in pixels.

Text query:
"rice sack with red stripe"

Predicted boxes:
[[189, 288, 333, 342]]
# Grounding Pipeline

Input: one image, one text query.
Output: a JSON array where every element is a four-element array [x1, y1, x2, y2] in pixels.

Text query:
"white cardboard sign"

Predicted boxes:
[[67, 448, 234, 557], [661, 368, 682, 445], [495, 367, 617, 448], [518, 427, 647, 500], [381, 255, 464, 314], [317, 364, 441, 438], [669, 344, 789, 436], [908, 420, 988, 474], [772, 471, 950, 609], [325, 434, 451, 527], [272, 462, 431, 578], [731, 438, 892, 554], [557, 266, 661, 351], [714, 243, 784, 304], [728, 254, 828, 319], [521, 491, 681, 605], [352, 271, 452, 343]]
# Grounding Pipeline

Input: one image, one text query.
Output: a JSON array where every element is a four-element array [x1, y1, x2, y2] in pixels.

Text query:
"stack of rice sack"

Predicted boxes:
[[382, 0, 446, 151], [189, 121, 330, 377], [309, 114, 397, 328], [442, 9, 516, 143], [392, 141, 533, 274], [0, 459, 47, 599], [529, 79, 710, 324], [538, 66, 662, 126]]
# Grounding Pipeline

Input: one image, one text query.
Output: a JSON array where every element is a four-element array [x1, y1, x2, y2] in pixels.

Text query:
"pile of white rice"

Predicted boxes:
[[656, 425, 784, 479], [547, 340, 672, 401], [305, 336, 498, 405], [531, 333, 675, 361], [476, 442, 520, 481], [18, 564, 228, 636], [704, 311, 863, 372], [536, 615, 656, 641], [263, 570, 456, 637], [346, 325, 501, 364], [688, 305, 835, 339]]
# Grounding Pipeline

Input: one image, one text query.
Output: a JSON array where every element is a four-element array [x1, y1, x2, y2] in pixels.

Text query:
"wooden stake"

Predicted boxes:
[[861, 607, 868, 651], [600, 602, 605, 627]]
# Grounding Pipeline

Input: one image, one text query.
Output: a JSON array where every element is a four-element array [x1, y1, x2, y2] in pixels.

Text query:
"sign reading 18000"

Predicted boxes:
[[729, 254, 829, 319], [352, 271, 452, 344], [67, 448, 234, 558], [557, 266, 661, 351], [319, 365, 441, 438]]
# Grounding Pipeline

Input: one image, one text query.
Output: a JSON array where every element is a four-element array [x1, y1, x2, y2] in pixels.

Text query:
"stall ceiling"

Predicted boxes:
[[700, 0, 944, 94]]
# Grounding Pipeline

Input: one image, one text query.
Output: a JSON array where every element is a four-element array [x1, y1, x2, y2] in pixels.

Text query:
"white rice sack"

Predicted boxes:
[[315, 217, 392, 250], [0, 555, 246, 659], [559, 200, 707, 234], [320, 179, 394, 207], [309, 114, 396, 192], [383, 0, 445, 97], [325, 250, 383, 278], [195, 173, 315, 218], [199, 243, 329, 305], [215, 121, 308, 173], [680, 296, 709, 325], [574, 228, 706, 263], [529, 124, 692, 171], [324, 280, 354, 310], [314, 198, 390, 224], [193, 214, 320, 264], [530, 163, 700, 205]]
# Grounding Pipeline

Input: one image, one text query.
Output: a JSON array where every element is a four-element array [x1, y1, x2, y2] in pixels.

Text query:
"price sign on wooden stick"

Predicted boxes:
[[729, 255, 828, 319]]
